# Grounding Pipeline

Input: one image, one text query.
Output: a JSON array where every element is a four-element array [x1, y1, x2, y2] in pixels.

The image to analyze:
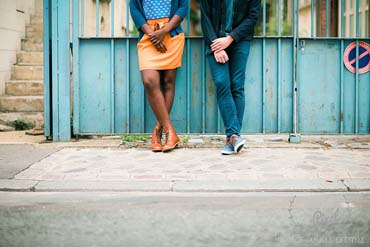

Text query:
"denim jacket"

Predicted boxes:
[[200, 0, 261, 45], [129, 0, 189, 40]]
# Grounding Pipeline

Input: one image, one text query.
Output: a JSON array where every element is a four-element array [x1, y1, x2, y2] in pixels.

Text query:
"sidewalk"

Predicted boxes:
[[0, 131, 369, 193]]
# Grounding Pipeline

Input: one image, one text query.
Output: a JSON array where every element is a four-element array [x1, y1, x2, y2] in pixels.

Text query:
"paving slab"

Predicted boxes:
[[7, 147, 368, 192], [342, 179, 370, 192]]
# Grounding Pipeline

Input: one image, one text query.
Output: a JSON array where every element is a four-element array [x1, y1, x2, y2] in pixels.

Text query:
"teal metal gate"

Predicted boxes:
[[44, 0, 370, 141]]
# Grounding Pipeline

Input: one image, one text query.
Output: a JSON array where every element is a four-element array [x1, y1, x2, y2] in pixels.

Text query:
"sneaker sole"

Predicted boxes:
[[222, 150, 235, 155], [234, 140, 246, 153]]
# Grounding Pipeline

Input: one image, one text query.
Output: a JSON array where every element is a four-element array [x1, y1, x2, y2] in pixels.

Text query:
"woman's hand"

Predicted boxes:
[[211, 36, 234, 53], [154, 41, 167, 53], [214, 50, 229, 64], [150, 28, 168, 53], [150, 29, 167, 45]]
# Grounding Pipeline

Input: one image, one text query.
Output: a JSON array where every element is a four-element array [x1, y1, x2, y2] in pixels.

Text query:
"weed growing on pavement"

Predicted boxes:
[[181, 135, 190, 144], [7, 119, 35, 130], [121, 134, 150, 142]]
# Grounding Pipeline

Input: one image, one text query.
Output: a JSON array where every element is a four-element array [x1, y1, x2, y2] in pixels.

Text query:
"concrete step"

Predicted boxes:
[[22, 36, 43, 44], [30, 15, 43, 25], [5, 80, 43, 96], [35, 0, 43, 15], [21, 40, 43, 52], [26, 30, 43, 40], [12, 65, 43, 80], [0, 96, 44, 112], [0, 112, 44, 128], [26, 25, 43, 34], [17, 51, 43, 65]]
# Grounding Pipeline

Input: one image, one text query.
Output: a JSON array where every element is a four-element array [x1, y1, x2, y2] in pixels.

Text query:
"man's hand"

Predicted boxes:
[[214, 50, 229, 64], [211, 36, 234, 53]]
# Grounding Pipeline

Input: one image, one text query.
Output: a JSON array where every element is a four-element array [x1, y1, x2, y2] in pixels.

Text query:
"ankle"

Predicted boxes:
[[162, 123, 173, 130], [154, 123, 162, 129]]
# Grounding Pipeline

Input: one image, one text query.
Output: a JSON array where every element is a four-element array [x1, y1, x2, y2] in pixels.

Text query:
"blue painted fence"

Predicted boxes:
[[44, 0, 370, 141]]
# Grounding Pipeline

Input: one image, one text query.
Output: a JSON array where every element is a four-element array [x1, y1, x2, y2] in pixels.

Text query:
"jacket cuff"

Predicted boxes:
[[135, 17, 147, 31], [229, 32, 240, 43]]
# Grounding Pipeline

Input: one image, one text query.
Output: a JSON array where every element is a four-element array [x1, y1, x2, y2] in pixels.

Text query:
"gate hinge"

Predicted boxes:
[[300, 40, 305, 51]]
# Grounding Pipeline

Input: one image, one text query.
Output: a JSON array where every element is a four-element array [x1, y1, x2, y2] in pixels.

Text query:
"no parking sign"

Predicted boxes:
[[343, 41, 370, 74]]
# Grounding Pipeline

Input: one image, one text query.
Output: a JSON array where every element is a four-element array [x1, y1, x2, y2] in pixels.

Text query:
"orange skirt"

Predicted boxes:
[[137, 18, 185, 71]]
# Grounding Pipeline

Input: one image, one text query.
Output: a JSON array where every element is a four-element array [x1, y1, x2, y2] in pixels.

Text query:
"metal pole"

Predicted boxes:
[[277, 0, 282, 133], [355, 0, 359, 133], [110, 0, 115, 133], [96, 0, 99, 37], [311, 0, 314, 37], [81, 0, 84, 36], [325, 0, 329, 37], [43, 0, 51, 138], [72, 0, 80, 136], [339, 0, 344, 133], [262, 0, 266, 133], [186, 5, 191, 133], [289, 0, 301, 143], [125, 0, 130, 132]]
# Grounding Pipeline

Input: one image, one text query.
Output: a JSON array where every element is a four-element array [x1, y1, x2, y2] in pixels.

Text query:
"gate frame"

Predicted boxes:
[[43, 0, 71, 141], [44, 0, 370, 141]]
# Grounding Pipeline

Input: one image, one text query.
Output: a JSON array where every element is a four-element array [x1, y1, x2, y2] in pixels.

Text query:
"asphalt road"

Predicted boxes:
[[0, 144, 60, 179], [0, 192, 369, 247]]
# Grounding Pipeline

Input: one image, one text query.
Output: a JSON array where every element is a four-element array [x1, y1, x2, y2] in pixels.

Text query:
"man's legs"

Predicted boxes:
[[207, 53, 240, 138], [228, 40, 251, 127]]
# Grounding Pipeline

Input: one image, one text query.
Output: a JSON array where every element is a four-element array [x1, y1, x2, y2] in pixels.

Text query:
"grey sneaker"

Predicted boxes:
[[222, 143, 235, 155], [231, 135, 245, 153]]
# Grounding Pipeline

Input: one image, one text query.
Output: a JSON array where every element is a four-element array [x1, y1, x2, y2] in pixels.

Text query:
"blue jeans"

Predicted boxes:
[[207, 40, 250, 138]]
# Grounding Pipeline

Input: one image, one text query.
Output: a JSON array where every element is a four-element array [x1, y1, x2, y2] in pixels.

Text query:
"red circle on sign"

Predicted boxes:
[[343, 41, 370, 74]]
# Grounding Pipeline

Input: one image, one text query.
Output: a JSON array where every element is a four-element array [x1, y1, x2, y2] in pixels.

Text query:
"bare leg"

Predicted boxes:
[[161, 69, 177, 113], [141, 70, 172, 128], [152, 69, 178, 128]]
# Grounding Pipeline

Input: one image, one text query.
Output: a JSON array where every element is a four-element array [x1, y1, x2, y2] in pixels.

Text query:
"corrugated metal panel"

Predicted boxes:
[[76, 37, 295, 134]]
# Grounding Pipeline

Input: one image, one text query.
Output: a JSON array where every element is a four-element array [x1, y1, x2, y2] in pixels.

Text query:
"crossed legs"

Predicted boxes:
[[141, 69, 180, 152]]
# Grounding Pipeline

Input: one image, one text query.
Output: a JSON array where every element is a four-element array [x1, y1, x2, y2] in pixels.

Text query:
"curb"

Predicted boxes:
[[0, 179, 38, 191], [1, 179, 369, 193]]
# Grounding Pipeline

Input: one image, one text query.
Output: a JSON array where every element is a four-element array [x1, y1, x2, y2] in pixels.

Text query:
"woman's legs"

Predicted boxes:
[[141, 70, 172, 128], [141, 69, 180, 152], [161, 69, 177, 113], [151, 69, 177, 127]]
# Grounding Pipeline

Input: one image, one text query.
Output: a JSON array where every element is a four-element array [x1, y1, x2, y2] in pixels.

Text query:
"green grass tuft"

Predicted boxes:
[[121, 134, 150, 142], [7, 119, 34, 130], [181, 135, 190, 144]]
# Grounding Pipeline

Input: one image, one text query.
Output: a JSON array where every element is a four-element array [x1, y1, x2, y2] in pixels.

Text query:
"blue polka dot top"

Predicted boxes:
[[143, 0, 171, 20]]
